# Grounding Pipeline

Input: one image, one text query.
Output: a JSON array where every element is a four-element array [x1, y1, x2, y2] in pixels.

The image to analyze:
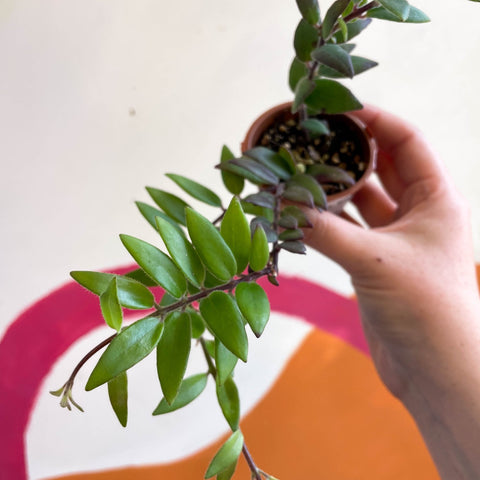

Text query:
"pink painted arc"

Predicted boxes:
[[0, 265, 367, 480]]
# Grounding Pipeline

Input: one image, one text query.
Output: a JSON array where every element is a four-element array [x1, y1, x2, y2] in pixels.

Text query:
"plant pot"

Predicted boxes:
[[241, 102, 377, 214]]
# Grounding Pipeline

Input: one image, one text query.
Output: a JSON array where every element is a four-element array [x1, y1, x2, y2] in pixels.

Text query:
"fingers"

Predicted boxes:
[[302, 209, 371, 273], [353, 105, 446, 188], [352, 180, 397, 228]]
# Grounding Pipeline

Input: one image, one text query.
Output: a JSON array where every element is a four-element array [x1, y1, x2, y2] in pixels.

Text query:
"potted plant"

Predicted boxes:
[[51, 1, 434, 479]]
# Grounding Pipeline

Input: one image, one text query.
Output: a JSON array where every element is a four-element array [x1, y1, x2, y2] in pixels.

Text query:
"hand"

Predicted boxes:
[[303, 105, 480, 399]]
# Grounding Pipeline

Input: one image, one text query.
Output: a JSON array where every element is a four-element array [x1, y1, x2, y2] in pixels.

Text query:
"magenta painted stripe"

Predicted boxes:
[[0, 267, 366, 479]]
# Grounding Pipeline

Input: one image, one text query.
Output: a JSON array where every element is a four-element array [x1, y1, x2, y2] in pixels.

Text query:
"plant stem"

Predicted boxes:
[[242, 444, 262, 480], [343, 0, 379, 24]]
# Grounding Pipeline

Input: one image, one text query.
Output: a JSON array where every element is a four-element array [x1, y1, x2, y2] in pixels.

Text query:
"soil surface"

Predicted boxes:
[[258, 114, 367, 195]]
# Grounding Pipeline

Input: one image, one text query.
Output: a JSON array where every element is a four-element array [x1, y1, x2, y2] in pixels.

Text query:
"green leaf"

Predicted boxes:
[[86, 316, 163, 390], [186, 208, 237, 282], [153, 373, 208, 415], [190, 309, 206, 339], [146, 188, 190, 226], [243, 192, 275, 209], [235, 282, 270, 337], [215, 338, 238, 386], [280, 240, 307, 254], [70, 271, 154, 309], [108, 371, 128, 427], [318, 55, 378, 78], [279, 229, 305, 241], [249, 226, 269, 272], [289, 57, 309, 92], [300, 118, 330, 137], [367, 5, 430, 22], [338, 17, 348, 42], [216, 376, 240, 431], [322, 0, 350, 38], [288, 173, 327, 209], [305, 78, 362, 114], [124, 268, 158, 287], [204, 430, 244, 479], [250, 217, 277, 242], [100, 277, 123, 332], [244, 147, 295, 179], [166, 173, 223, 208], [334, 18, 371, 42], [294, 19, 319, 61], [282, 185, 315, 208], [280, 205, 313, 228], [311, 44, 354, 78], [307, 163, 355, 186], [156, 311, 192, 404], [241, 202, 274, 222], [292, 76, 316, 113], [135, 201, 186, 236], [220, 145, 244, 195], [217, 158, 280, 186], [216, 461, 237, 480], [295, 0, 321, 24], [120, 234, 187, 298], [200, 292, 248, 362], [156, 216, 205, 287], [220, 197, 251, 275], [376, 0, 410, 21]]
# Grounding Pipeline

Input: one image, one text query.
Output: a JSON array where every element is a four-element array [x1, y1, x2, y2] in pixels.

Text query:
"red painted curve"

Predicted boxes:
[[0, 266, 366, 480]]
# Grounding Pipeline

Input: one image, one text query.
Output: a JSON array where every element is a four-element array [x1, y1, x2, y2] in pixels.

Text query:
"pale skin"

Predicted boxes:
[[303, 106, 480, 479]]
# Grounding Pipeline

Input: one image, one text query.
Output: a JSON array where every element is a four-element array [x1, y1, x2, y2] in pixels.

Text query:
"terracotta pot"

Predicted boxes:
[[241, 102, 377, 214]]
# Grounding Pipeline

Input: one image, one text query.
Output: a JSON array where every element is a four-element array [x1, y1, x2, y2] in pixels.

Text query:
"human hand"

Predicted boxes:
[[303, 105, 480, 400]]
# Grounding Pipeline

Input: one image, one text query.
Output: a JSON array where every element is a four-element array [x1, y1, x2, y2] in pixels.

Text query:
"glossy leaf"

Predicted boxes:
[[277, 147, 298, 175], [108, 371, 128, 427], [186, 208, 237, 282], [292, 76, 316, 113], [322, 0, 350, 38], [166, 173, 223, 208], [190, 309, 206, 339], [289, 57, 309, 92], [318, 55, 378, 78], [243, 192, 275, 209], [250, 217, 277, 242], [295, 0, 321, 24], [216, 376, 240, 431], [334, 18, 371, 42], [235, 282, 270, 337], [200, 291, 248, 362], [300, 118, 330, 137], [311, 44, 354, 78], [100, 277, 123, 332], [367, 5, 430, 22], [204, 430, 244, 479], [305, 78, 362, 114], [279, 229, 305, 241], [217, 157, 279, 186], [124, 268, 157, 287], [153, 373, 208, 415], [377, 0, 410, 21], [307, 163, 355, 186], [156, 216, 205, 287], [278, 215, 298, 229], [70, 271, 154, 309], [338, 17, 348, 42], [216, 461, 237, 480], [244, 147, 295, 179], [156, 311, 192, 404], [242, 202, 274, 223], [282, 185, 315, 208], [120, 234, 187, 298], [220, 197, 251, 275], [86, 316, 163, 390], [294, 19, 318, 61], [215, 338, 238, 386], [288, 173, 327, 209], [249, 226, 270, 272], [281, 205, 313, 228], [280, 240, 307, 254], [220, 145, 244, 195], [146, 188, 190, 225], [135, 201, 186, 236]]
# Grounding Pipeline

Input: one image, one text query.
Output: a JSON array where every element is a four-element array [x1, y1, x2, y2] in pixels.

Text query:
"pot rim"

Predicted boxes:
[[241, 102, 377, 203]]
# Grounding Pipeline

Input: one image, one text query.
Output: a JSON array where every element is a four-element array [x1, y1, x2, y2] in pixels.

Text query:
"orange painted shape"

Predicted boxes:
[[47, 328, 438, 480]]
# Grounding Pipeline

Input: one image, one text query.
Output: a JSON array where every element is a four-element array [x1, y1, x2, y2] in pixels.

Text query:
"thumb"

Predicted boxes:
[[302, 209, 372, 273]]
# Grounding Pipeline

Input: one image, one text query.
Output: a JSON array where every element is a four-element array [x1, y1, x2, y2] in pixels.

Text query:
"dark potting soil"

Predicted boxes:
[[258, 115, 367, 195]]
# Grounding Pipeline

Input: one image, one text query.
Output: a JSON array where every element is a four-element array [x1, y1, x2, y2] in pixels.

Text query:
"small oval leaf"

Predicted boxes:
[[152, 373, 208, 415], [221, 197, 251, 275], [288, 173, 327, 209], [120, 234, 187, 298], [108, 371, 128, 427], [146, 188, 190, 225], [216, 376, 240, 431], [305, 79, 362, 114], [86, 316, 163, 390], [235, 282, 270, 337], [186, 208, 237, 282], [166, 173, 223, 207], [221, 145, 244, 195], [156, 311, 192, 404], [244, 147, 295, 179], [294, 19, 319, 61], [204, 430, 244, 479], [295, 0, 321, 25], [135, 201, 186, 236], [249, 226, 270, 272], [289, 56, 309, 92], [215, 338, 238, 386], [200, 292, 248, 362], [311, 44, 354, 78], [100, 277, 123, 332]]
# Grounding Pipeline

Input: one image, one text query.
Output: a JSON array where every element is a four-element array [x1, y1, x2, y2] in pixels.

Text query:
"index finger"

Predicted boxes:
[[353, 105, 446, 187]]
